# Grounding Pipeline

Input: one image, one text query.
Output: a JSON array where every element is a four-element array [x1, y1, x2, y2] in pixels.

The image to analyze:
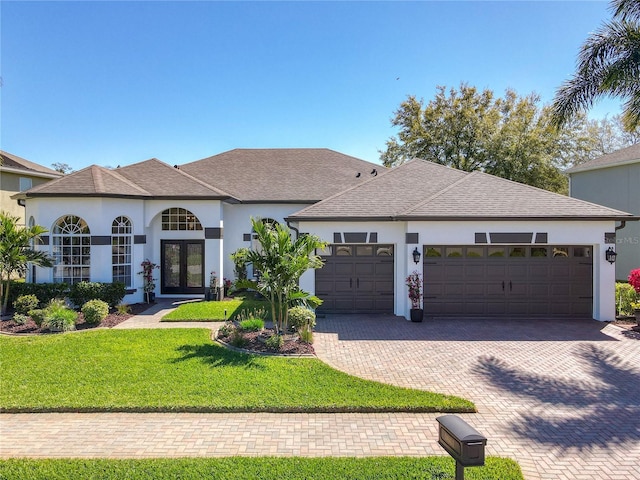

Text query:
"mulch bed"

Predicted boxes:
[[0, 303, 153, 335], [217, 327, 315, 356]]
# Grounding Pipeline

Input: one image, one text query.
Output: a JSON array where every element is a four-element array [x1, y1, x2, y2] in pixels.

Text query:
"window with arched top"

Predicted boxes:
[[161, 208, 202, 231], [52, 215, 91, 284], [112, 216, 132, 287]]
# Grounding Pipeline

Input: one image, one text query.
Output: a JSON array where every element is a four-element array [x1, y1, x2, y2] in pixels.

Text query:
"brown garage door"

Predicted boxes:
[[316, 244, 394, 313], [423, 245, 593, 317]]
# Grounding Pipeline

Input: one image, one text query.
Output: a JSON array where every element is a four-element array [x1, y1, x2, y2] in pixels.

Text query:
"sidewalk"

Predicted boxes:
[[112, 299, 220, 330]]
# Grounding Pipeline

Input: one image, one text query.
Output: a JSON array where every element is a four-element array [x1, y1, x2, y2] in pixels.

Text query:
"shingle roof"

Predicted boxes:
[[179, 149, 382, 202], [19, 159, 229, 199], [566, 143, 640, 174], [0, 151, 63, 178], [116, 159, 230, 198], [289, 159, 634, 221]]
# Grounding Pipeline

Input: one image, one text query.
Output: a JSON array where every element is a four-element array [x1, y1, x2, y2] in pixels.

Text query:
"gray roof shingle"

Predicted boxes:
[[0, 151, 63, 178], [289, 159, 634, 221], [20, 159, 229, 199], [179, 149, 382, 202], [566, 143, 640, 174]]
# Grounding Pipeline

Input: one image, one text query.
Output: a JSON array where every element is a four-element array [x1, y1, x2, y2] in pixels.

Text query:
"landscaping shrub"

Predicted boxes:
[[616, 282, 638, 316], [28, 309, 46, 327], [230, 328, 247, 348], [11, 313, 29, 325], [42, 299, 77, 332], [288, 306, 316, 331], [265, 334, 284, 351], [82, 299, 109, 325], [116, 303, 131, 315], [13, 294, 39, 315], [68, 282, 126, 308], [8, 282, 68, 307], [239, 318, 264, 332], [299, 328, 313, 344]]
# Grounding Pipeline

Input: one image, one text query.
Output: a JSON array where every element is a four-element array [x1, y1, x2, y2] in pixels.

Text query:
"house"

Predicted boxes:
[[0, 151, 63, 225], [566, 144, 640, 281], [15, 149, 636, 321]]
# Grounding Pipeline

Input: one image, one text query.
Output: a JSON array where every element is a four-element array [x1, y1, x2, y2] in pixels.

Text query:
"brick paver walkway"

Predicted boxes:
[[2, 309, 639, 480], [314, 315, 640, 480]]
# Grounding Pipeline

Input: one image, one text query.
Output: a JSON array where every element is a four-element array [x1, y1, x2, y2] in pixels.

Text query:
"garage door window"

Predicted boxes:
[[531, 247, 548, 257]]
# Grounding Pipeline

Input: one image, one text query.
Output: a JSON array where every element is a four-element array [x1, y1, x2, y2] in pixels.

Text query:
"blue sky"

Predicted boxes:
[[1, 1, 620, 171]]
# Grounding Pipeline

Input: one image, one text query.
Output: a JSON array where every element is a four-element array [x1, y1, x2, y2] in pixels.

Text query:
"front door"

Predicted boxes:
[[161, 240, 205, 294]]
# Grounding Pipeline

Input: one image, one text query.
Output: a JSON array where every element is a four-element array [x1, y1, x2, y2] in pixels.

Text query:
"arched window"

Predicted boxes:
[[52, 215, 91, 284], [251, 218, 279, 253], [112, 216, 132, 287], [161, 208, 202, 231]]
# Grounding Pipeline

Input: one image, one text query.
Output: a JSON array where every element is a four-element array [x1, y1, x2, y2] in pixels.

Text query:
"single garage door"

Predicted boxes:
[[316, 244, 394, 313], [423, 245, 593, 317]]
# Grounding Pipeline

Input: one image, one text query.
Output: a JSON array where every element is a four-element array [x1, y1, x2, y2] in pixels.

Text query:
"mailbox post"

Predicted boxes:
[[436, 415, 487, 480]]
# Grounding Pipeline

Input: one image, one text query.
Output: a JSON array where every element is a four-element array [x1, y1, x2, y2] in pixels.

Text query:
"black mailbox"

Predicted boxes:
[[436, 415, 487, 467]]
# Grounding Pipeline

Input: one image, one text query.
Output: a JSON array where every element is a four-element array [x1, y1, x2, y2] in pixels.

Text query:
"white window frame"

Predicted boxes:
[[52, 215, 91, 284], [112, 216, 133, 287]]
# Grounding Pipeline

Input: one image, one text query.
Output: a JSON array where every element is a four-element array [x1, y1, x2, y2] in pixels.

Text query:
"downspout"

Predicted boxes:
[[615, 221, 627, 232], [286, 220, 300, 239]]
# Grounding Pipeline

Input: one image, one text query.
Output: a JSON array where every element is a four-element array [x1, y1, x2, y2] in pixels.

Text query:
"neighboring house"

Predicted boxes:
[[15, 149, 636, 321], [566, 144, 640, 281], [0, 151, 63, 225]]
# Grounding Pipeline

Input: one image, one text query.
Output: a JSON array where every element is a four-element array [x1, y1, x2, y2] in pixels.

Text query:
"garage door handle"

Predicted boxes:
[[502, 281, 505, 291], [509, 281, 512, 291], [357, 278, 360, 288], [350, 278, 352, 288]]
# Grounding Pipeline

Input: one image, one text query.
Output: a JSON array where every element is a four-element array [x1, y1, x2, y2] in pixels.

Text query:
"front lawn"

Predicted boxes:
[[0, 329, 474, 413], [162, 298, 268, 321], [0, 457, 523, 480]]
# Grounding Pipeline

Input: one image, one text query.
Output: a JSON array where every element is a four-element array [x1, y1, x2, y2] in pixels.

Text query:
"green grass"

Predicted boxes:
[[0, 329, 474, 413], [0, 457, 524, 479], [162, 298, 268, 321]]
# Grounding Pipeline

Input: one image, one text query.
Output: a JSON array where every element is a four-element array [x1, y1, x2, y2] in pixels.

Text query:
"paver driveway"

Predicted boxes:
[[314, 315, 640, 480]]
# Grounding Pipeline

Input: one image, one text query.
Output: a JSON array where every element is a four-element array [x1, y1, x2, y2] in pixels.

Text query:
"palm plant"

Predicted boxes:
[[0, 212, 54, 315], [244, 218, 326, 333], [552, 0, 640, 130]]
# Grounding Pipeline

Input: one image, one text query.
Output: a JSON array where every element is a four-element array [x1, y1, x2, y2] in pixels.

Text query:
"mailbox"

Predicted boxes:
[[436, 415, 487, 467]]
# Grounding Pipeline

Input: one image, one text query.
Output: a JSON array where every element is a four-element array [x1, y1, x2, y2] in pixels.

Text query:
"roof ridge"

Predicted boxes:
[[168, 161, 235, 197], [399, 163, 472, 215], [101, 165, 151, 195]]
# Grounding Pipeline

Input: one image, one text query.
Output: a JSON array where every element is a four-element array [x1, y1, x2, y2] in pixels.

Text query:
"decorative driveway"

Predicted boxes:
[[314, 315, 640, 480], [1, 312, 639, 480]]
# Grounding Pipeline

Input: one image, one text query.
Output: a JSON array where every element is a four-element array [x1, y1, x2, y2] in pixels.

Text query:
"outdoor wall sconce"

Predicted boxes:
[[412, 247, 421, 264], [605, 247, 618, 264]]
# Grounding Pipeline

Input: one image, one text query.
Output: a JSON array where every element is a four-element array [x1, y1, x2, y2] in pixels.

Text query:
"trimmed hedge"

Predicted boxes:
[[69, 282, 126, 308], [7, 281, 126, 310]]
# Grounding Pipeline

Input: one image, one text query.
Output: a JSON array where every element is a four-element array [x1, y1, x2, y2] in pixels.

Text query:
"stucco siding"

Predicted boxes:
[[570, 163, 640, 280]]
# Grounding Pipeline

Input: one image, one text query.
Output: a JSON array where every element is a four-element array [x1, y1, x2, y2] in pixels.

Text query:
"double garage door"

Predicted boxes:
[[315, 243, 593, 317], [424, 245, 593, 317], [316, 244, 394, 313]]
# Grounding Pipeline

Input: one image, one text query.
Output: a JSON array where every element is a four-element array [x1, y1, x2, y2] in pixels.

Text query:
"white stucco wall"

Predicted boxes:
[[222, 203, 309, 281]]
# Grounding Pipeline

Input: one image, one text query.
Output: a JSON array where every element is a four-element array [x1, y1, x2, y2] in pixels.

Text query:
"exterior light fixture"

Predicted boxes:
[[605, 247, 617, 264], [412, 247, 421, 264]]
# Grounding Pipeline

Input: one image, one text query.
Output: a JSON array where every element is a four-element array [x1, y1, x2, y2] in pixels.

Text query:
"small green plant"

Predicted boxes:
[[28, 309, 46, 327], [217, 322, 236, 338], [12, 313, 29, 325], [288, 306, 316, 331], [234, 307, 267, 323], [13, 294, 39, 315], [116, 303, 131, 315], [43, 300, 78, 332], [616, 282, 638, 316], [299, 327, 313, 344], [229, 329, 247, 348], [239, 318, 264, 332], [265, 334, 284, 351], [81, 299, 109, 325], [631, 302, 640, 311]]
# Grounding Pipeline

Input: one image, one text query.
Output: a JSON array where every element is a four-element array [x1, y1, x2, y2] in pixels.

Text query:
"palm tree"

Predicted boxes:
[[244, 218, 326, 333], [551, 0, 640, 130], [0, 212, 54, 315]]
